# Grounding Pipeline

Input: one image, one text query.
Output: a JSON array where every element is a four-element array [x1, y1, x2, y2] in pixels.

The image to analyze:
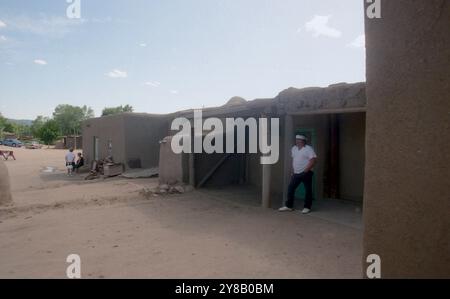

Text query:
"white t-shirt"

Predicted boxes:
[[65, 152, 76, 163], [291, 145, 317, 174]]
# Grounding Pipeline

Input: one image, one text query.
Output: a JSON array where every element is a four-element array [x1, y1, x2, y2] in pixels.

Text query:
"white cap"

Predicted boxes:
[[295, 135, 307, 141]]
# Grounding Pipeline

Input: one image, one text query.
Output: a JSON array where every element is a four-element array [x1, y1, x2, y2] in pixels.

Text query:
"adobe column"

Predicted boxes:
[[363, 0, 450, 278]]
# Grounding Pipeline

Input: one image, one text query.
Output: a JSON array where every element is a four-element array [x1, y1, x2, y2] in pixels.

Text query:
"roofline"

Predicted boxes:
[[83, 81, 366, 122]]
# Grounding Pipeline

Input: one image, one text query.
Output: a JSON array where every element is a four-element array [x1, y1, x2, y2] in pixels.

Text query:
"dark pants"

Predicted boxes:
[[286, 172, 314, 209]]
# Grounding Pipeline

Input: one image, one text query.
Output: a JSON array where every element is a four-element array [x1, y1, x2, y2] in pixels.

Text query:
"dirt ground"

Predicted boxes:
[[0, 145, 363, 278]]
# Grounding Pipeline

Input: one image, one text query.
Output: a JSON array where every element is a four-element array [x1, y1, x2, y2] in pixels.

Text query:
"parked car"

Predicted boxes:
[[25, 141, 42, 149], [2, 138, 23, 147]]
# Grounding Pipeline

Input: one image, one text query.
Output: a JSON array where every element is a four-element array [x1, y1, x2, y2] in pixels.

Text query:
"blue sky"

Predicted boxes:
[[0, 0, 366, 120]]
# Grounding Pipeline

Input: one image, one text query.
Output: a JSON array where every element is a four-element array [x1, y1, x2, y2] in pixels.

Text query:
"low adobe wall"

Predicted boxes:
[[0, 160, 12, 206]]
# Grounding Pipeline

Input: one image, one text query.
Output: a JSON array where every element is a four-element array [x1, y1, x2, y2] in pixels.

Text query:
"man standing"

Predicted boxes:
[[279, 135, 317, 214], [65, 148, 76, 176]]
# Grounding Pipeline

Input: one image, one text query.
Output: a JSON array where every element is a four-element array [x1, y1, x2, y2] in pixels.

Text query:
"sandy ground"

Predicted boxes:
[[0, 145, 363, 278]]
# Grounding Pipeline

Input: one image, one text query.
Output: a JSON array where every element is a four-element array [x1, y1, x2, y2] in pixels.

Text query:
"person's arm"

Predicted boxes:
[[303, 158, 317, 173]]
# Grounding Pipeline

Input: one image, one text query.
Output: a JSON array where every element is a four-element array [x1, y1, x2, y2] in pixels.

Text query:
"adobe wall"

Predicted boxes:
[[159, 136, 184, 185], [0, 160, 12, 206], [363, 0, 450, 278], [123, 114, 171, 169], [339, 113, 366, 202], [247, 153, 262, 189], [276, 82, 366, 115], [82, 115, 126, 166]]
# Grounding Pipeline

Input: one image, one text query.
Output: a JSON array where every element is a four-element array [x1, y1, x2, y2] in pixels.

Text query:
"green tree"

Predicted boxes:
[[101, 105, 133, 116], [3, 121, 15, 133], [14, 123, 32, 139], [31, 116, 48, 137], [0, 113, 7, 139], [0, 114, 33, 139], [53, 105, 94, 136], [0, 113, 6, 127], [38, 120, 60, 146]]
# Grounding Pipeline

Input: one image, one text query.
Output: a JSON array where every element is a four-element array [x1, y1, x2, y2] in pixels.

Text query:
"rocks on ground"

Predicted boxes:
[[140, 183, 194, 199]]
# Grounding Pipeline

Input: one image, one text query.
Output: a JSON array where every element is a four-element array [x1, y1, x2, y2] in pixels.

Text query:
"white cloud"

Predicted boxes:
[[3, 15, 85, 37], [144, 81, 160, 87], [106, 69, 128, 78], [304, 15, 342, 38], [34, 59, 47, 65], [170, 90, 178, 95], [140, 43, 147, 47], [0, 20, 6, 28], [0, 35, 6, 41], [347, 34, 365, 49]]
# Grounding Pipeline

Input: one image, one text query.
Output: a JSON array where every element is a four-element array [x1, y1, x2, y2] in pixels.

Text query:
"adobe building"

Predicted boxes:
[[63, 136, 82, 150], [362, 0, 450, 278], [80, 0, 449, 279], [82, 113, 172, 170], [161, 82, 366, 208]]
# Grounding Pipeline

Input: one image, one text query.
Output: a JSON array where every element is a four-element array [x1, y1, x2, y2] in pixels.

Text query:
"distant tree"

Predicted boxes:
[[101, 105, 134, 116], [14, 123, 32, 139], [0, 113, 7, 138], [37, 120, 60, 146], [31, 116, 48, 137], [0, 114, 32, 139], [53, 105, 94, 136], [0, 113, 6, 127], [2, 121, 15, 133]]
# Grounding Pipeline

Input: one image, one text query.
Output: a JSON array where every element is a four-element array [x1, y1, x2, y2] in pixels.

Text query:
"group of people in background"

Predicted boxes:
[[64, 148, 84, 176]]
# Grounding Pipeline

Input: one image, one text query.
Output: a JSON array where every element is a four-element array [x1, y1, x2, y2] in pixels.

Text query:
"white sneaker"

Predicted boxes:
[[301, 208, 311, 214], [278, 206, 293, 212]]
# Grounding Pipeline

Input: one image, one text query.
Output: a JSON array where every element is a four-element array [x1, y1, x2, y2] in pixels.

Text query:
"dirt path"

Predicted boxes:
[[0, 146, 363, 278]]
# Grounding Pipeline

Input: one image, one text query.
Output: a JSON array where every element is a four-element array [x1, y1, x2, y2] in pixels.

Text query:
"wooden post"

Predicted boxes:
[[282, 114, 294, 206], [189, 153, 195, 187], [189, 125, 195, 188], [329, 114, 339, 199], [261, 114, 271, 208], [197, 154, 232, 188], [262, 163, 271, 208]]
